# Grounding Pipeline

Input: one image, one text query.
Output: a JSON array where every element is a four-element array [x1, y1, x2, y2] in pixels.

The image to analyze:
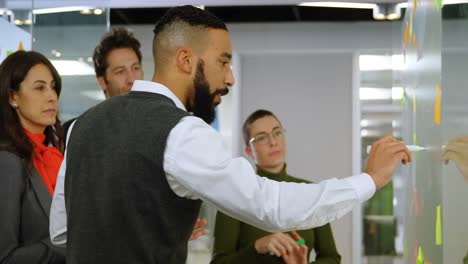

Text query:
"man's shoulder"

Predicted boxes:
[[63, 117, 78, 135]]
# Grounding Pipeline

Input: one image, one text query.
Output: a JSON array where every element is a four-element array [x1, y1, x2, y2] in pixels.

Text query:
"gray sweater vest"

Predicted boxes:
[[65, 92, 202, 264]]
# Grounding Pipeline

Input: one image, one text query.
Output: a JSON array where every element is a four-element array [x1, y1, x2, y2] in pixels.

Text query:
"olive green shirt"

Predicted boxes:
[[211, 165, 341, 264]]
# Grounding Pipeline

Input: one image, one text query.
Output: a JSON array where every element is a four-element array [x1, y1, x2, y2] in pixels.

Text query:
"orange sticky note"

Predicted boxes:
[[18, 41, 24, 51], [404, 21, 410, 46], [434, 85, 441, 125], [436, 205, 442, 245]]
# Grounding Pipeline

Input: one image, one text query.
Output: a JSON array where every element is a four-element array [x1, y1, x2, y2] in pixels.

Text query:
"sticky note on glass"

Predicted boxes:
[[404, 21, 410, 46], [417, 246, 424, 264], [413, 240, 418, 264], [436, 205, 442, 245], [400, 86, 407, 106], [434, 85, 441, 125], [412, 189, 422, 216]]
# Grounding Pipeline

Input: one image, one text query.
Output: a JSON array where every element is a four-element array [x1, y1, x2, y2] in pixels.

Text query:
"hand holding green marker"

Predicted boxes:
[[269, 238, 306, 256], [296, 238, 305, 246]]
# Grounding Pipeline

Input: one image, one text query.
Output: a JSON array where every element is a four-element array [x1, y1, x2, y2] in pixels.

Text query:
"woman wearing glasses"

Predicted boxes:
[[212, 109, 341, 264], [0, 51, 65, 263]]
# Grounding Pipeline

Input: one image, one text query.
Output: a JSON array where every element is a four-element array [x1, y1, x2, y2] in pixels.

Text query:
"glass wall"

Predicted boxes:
[[0, 0, 33, 63], [2, 2, 109, 122], [360, 51, 406, 264], [30, 1, 110, 121], [441, 3, 468, 264], [400, 1, 468, 264]]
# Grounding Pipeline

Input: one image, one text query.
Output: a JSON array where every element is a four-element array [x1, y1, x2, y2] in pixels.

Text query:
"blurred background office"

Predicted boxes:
[[1, 0, 467, 263]]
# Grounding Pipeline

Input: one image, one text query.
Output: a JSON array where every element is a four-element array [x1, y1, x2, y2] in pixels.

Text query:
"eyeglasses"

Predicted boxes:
[[249, 127, 285, 145]]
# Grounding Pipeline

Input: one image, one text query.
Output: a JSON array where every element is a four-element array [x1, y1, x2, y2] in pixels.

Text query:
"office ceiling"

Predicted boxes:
[[109, 0, 404, 7], [4, 0, 404, 10]]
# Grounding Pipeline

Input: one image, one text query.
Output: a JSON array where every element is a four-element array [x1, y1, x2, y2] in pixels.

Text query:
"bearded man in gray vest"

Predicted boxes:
[[64, 5, 412, 264]]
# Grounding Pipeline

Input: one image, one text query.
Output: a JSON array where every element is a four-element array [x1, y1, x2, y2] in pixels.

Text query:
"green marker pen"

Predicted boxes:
[[268, 238, 306, 256]]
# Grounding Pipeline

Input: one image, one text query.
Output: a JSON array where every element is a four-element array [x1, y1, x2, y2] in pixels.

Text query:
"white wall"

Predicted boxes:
[[238, 52, 356, 263]]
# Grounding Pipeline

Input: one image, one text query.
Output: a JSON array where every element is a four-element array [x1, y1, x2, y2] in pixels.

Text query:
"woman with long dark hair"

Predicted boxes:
[[0, 50, 65, 263]]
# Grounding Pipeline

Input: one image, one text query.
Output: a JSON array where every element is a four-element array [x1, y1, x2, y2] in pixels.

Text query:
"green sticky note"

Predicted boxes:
[[400, 86, 407, 107], [436, 205, 442, 245], [6, 51, 14, 57]]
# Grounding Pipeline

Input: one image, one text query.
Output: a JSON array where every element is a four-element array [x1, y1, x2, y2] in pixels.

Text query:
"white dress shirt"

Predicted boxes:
[[50, 80, 376, 246]]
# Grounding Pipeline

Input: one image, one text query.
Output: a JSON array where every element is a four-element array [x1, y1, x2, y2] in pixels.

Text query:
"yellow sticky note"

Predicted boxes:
[[417, 246, 424, 264], [18, 41, 24, 51], [413, 240, 418, 264], [400, 86, 407, 106], [6, 51, 14, 57], [434, 85, 441, 125], [436, 205, 442, 245]]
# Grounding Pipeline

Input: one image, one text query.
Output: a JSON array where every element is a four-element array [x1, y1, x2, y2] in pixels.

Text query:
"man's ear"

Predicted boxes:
[[175, 48, 194, 74], [245, 144, 254, 160], [97, 76, 109, 98]]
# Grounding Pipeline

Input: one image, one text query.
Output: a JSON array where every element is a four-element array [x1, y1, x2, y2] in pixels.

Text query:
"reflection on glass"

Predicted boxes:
[[31, 4, 109, 121]]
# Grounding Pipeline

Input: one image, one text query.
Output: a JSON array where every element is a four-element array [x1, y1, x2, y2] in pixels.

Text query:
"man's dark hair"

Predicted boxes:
[[93, 27, 142, 78], [153, 5, 227, 37], [152, 5, 227, 69], [242, 110, 282, 146]]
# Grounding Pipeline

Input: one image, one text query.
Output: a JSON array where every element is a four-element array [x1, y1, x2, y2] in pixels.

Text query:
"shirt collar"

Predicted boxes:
[[131, 80, 186, 111]]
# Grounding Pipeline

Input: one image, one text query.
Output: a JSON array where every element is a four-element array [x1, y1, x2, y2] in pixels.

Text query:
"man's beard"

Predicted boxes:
[[192, 59, 228, 124]]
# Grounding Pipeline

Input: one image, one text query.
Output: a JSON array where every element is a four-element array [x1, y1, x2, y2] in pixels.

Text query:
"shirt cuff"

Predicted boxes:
[[50, 230, 67, 247], [344, 173, 376, 203]]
